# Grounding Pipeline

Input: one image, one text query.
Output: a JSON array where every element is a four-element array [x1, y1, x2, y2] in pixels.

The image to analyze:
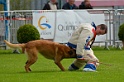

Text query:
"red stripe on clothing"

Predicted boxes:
[[92, 28, 96, 39]]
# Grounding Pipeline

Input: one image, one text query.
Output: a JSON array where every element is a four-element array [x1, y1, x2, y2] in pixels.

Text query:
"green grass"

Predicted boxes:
[[0, 47, 124, 82]]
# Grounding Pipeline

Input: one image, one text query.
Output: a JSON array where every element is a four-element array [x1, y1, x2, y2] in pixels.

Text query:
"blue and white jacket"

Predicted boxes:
[[67, 22, 96, 56]]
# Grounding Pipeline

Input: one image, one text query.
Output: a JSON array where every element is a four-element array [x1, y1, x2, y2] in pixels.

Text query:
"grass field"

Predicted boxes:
[[0, 47, 124, 82]]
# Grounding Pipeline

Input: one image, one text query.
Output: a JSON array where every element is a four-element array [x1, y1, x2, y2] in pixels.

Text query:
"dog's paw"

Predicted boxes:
[[25, 66, 32, 72]]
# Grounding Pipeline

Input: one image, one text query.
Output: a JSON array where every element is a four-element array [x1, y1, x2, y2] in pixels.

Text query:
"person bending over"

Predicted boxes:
[[67, 22, 107, 72]]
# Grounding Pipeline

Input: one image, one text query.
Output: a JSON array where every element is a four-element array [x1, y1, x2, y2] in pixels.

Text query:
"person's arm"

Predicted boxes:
[[76, 29, 94, 56]]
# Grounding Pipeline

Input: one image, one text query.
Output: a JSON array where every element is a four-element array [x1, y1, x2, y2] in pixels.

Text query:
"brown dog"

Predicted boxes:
[[4, 40, 76, 72]]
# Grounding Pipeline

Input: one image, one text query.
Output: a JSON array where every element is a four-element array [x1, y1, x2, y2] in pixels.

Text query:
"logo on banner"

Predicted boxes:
[[38, 16, 51, 30]]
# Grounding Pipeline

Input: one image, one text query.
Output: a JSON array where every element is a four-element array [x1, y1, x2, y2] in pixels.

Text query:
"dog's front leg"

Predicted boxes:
[[55, 61, 65, 71], [54, 55, 65, 71]]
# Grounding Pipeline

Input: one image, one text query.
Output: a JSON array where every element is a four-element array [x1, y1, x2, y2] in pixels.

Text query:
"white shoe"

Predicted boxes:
[[83, 68, 96, 72]]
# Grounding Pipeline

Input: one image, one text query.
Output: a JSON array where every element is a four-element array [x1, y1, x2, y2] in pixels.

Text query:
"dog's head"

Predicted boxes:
[[67, 48, 77, 58], [58, 44, 77, 58]]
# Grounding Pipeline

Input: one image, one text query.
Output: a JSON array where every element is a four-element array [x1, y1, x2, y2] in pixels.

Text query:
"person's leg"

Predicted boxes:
[[83, 49, 99, 72], [68, 59, 85, 71], [83, 62, 97, 72]]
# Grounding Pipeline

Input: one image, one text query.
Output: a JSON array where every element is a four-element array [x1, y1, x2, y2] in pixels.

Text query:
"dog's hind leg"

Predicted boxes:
[[25, 48, 38, 72], [25, 60, 32, 71], [25, 58, 37, 72]]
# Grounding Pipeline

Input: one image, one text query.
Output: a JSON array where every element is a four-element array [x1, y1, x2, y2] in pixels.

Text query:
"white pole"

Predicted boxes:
[[6, 0, 10, 44], [6, 0, 10, 11]]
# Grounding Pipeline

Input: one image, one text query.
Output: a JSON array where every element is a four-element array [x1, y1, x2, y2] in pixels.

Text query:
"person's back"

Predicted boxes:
[[62, 0, 78, 10], [79, 0, 93, 9], [68, 23, 94, 46]]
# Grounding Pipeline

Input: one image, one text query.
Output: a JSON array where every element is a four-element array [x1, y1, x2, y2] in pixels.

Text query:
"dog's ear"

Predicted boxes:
[[68, 49, 76, 55], [68, 50, 73, 55], [68, 49, 77, 58]]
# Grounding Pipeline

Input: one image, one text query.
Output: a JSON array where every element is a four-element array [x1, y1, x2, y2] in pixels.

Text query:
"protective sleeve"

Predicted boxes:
[[76, 29, 94, 55]]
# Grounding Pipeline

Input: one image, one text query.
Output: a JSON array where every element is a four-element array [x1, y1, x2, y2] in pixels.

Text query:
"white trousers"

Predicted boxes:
[[73, 48, 99, 69]]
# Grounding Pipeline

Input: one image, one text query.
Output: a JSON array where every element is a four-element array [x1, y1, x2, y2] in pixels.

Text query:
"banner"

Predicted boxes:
[[33, 10, 105, 43], [33, 11, 55, 39], [54, 10, 105, 43]]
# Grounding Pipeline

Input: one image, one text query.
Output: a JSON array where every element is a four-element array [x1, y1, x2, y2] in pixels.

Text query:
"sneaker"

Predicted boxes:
[[68, 64, 79, 71], [83, 68, 96, 72], [68, 66, 75, 71]]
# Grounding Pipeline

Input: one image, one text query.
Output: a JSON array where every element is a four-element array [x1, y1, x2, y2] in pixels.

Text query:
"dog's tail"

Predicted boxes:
[[4, 40, 25, 53]]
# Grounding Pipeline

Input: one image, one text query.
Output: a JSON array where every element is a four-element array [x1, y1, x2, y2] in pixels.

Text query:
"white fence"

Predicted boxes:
[[0, 9, 123, 49]]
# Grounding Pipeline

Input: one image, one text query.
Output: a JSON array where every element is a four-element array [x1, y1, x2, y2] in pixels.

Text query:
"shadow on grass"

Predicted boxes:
[[0, 49, 22, 54], [1, 70, 62, 74], [18, 69, 82, 74]]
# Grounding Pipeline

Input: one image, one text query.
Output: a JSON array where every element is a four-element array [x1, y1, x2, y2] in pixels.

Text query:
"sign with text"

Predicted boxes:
[[33, 10, 105, 43]]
